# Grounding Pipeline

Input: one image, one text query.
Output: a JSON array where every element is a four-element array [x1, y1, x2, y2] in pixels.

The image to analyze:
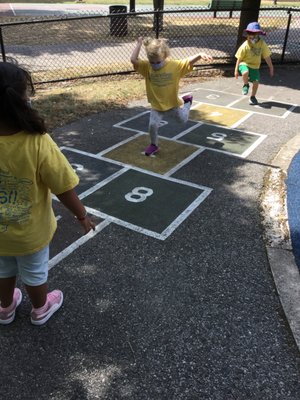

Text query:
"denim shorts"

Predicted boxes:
[[238, 64, 260, 82], [0, 246, 49, 286]]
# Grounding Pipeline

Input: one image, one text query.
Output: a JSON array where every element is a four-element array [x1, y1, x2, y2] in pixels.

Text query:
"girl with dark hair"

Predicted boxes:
[[0, 62, 95, 326]]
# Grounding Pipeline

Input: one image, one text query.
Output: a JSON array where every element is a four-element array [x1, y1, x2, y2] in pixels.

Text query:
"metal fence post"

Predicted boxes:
[[281, 10, 292, 63], [153, 10, 163, 38], [0, 27, 6, 62]]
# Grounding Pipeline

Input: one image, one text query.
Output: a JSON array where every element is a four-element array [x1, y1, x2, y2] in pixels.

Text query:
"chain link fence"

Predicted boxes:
[[0, 6, 299, 83]]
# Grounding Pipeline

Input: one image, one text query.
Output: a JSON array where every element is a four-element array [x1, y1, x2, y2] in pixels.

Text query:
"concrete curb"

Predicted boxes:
[[262, 134, 300, 351]]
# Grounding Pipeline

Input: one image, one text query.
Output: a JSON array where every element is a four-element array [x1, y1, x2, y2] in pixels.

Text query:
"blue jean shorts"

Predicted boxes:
[[0, 246, 49, 286]]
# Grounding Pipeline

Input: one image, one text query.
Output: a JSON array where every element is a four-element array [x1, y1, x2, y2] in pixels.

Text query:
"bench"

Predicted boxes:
[[209, 0, 244, 18]]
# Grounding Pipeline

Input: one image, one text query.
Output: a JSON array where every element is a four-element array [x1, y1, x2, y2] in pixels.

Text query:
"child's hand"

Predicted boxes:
[[234, 70, 239, 79], [79, 216, 96, 234], [269, 66, 274, 77]]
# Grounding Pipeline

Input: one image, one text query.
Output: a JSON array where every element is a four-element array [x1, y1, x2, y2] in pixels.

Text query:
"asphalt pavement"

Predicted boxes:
[[1, 64, 300, 399]]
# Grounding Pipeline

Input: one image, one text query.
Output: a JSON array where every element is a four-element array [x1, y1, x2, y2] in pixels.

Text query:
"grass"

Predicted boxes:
[[33, 69, 223, 131], [33, 75, 145, 130], [3, 0, 297, 130]]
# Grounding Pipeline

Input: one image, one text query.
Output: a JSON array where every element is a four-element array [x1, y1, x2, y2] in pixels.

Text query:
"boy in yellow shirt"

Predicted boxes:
[[235, 22, 274, 105]]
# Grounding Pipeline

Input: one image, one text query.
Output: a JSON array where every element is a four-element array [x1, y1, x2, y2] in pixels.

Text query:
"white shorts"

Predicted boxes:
[[0, 246, 49, 286]]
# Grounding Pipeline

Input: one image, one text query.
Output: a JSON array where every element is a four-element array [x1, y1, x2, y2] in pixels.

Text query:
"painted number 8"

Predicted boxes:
[[125, 187, 153, 203]]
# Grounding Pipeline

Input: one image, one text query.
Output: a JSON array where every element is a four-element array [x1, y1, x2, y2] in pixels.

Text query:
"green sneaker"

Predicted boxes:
[[242, 84, 249, 95]]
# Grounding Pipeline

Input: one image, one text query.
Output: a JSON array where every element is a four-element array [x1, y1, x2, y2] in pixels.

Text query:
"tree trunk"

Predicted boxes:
[[236, 0, 261, 50]]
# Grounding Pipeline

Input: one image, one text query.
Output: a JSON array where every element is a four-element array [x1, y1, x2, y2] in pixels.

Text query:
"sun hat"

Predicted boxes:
[[244, 22, 266, 36]]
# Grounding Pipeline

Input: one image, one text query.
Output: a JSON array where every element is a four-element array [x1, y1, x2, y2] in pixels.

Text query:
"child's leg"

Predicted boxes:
[[148, 109, 163, 146], [18, 246, 63, 325], [0, 258, 22, 324], [0, 256, 18, 307], [25, 282, 48, 308], [251, 81, 259, 97], [241, 70, 249, 85], [173, 102, 191, 124], [0, 276, 17, 307], [238, 65, 250, 95]]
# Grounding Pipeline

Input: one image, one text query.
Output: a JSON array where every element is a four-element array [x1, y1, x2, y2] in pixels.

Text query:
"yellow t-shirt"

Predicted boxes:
[[235, 38, 271, 69], [136, 59, 193, 111], [0, 132, 79, 256]]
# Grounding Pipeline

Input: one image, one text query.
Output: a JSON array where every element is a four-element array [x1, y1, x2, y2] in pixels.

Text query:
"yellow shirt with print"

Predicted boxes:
[[136, 59, 193, 111], [0, 132, 79, 256], [235, 39, 271, 69]]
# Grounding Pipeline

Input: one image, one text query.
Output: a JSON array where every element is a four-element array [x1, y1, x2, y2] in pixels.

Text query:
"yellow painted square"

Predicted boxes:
[[190, 104, 249, 127], [104, 135, 198, 174]]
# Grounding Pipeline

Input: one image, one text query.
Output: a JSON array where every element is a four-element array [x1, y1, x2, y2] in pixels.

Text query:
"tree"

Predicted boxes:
[[236, 0, 262, 49]]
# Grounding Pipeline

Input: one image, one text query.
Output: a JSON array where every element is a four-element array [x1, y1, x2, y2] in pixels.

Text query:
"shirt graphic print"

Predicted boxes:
[[0, 170, 32, 232]]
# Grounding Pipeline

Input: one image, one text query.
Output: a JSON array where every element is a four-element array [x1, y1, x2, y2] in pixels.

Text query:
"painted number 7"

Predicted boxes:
[[125, 187, 154, 203]]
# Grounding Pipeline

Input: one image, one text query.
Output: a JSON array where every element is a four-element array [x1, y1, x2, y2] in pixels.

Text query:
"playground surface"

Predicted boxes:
[[1, 65, 300, 399]]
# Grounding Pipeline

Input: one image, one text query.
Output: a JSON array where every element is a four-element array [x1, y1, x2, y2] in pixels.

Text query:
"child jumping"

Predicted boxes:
[[0, 62, 95, 326], [131, 37, 213, 156], [235, 22, 274, 105]]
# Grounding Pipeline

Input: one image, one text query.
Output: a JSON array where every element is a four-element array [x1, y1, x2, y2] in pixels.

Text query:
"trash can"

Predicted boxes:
[[109, 5, 128, 37]]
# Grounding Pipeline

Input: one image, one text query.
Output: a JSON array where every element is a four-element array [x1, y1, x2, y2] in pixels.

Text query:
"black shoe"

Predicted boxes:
[[249, 96, 258, 105]]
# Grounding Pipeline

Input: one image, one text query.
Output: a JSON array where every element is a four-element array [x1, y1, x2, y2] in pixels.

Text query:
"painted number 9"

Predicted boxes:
[[125, 187, 153, 203]]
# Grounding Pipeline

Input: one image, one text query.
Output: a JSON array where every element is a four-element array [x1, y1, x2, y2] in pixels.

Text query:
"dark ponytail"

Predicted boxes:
[[0, 62, 46, 134]]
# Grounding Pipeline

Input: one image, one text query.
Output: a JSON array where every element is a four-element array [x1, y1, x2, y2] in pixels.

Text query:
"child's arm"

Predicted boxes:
[[56, 189, 95, 234], [130, 37, 143, 67], [264, 56, 274, 77], [234, 58, 241, 79], [187, 52, 213, 66]]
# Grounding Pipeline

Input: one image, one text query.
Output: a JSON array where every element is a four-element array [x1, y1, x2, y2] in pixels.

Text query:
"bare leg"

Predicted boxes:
[[0, 276, 17, 307], [25, 282, 48, 308], [251, 81, 259, 97], [242, 71, 249, 85]]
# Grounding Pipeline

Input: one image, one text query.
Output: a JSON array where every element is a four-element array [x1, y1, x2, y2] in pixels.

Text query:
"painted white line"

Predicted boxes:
[[61, 146, 104, 159], [48, 219, 110, 270], [233, 105, 296, 119], [85, 184, 212, 241], [113, 110, 150, 128], [194, 88, 241, 97], [84, 209, 165, 240], [195, 98, 298, 120], [160, 189, 212, 239], [282, 104, 297, 119], [172, 121, 203, 140], [78, 167, 129, 199], [60, 146, 129, 171], [227, 97, 246, 108], [165, 148, 205, 177], [96, 132, 143, 156], [9, 3, 16, 16], [240, 133, 267, 158], [175, 123, 266, 159], [230, 112, 253, 128]]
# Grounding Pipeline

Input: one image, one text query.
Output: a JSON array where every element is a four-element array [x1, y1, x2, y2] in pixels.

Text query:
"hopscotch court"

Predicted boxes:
[[50, 87, 297, 268]]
